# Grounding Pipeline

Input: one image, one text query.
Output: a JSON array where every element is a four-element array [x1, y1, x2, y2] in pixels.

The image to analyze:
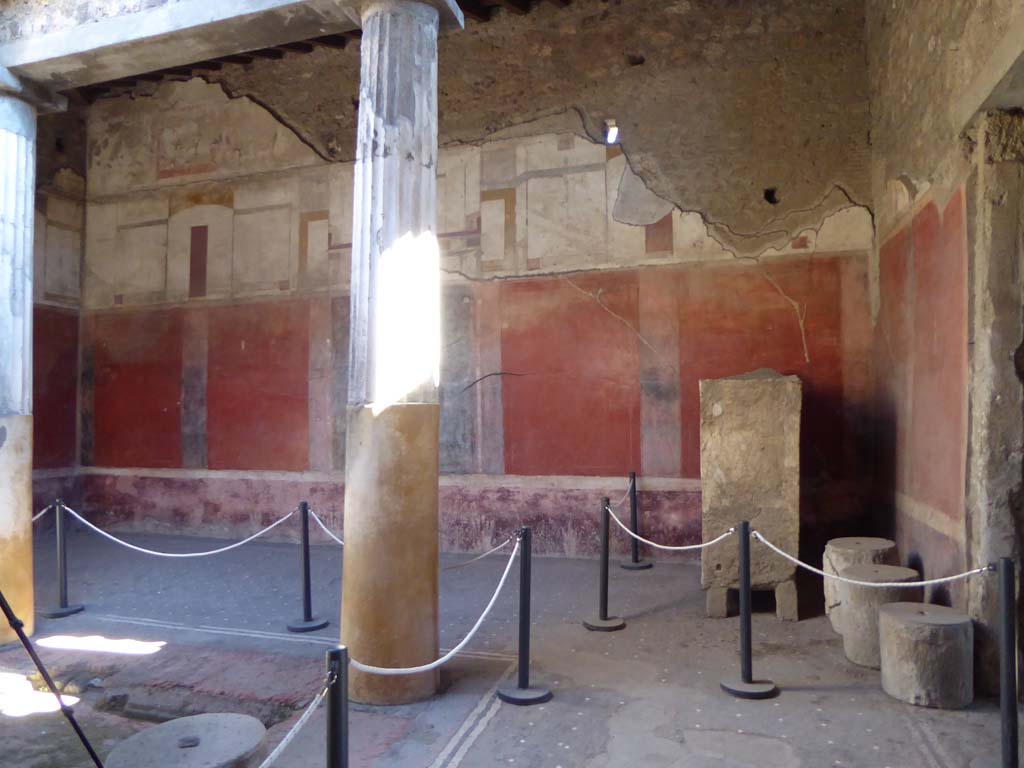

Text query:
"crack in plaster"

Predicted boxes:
[[562, 276, 662, 360], [758, 267, 810, 364]]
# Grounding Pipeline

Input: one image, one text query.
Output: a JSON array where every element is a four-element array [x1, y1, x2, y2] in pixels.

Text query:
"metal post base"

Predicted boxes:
[[41, 604, 84, 619], [497, 684, 553, 705], [720, 678, 778, 700], [287, 617, 329, 633], [621, 560, 653, 571], [583, 616, 626, 632]]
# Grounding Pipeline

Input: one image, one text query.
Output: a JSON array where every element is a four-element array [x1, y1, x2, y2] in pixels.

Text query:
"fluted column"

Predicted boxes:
[[0, 90, 37, 643], [341, 0, 462, 705]]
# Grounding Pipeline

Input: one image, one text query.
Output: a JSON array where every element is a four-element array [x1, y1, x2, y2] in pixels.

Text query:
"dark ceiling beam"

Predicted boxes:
[[459, 1, 493, 21], [277, 41, 316, 54], [249, 48, 286, 60], [545, 0, 571, 5], [221, 53, 254, 65], [493, 0, 532, 13], [311, 34, 349, 49]]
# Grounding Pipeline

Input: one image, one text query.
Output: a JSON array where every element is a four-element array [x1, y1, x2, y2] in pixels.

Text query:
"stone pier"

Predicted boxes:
[[0, 80, 38, 643], [340, 0, 463, 705]]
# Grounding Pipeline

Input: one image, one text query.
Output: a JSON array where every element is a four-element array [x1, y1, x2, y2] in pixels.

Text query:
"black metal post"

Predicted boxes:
[[498, 527, 552, 705], [0, 587, 104, 767], [584, 498, 625, 631], [288, 501, 329, 633], [621, 472, 652, 571], [1000, 557, 1018, 768], [721, 521, 777, 699], [41, 500, 83, 619], [327, 646, 349, 768]]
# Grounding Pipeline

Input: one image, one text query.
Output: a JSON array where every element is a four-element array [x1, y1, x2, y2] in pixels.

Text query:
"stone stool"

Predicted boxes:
[[823, 537, 897, 634], [106, 713, 266, 768], [879, 602, 973, 709], [838, 563, 922, 668]]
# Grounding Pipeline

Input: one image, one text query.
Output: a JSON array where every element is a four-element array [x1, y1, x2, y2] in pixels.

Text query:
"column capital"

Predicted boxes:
[[0, 68, 67, 114], [360, 0, 464, 30]]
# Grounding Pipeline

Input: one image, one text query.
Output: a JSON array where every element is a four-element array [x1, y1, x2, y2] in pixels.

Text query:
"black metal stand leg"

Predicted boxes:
[[0, 587, 104, 767], [621, 472, 652, 571], [721, 521, 777, 699], [288, 501, 329, 633], [42, 500, 84, 619], [1000, 557, 1019, 768], [327, 647, 349, 768], [585, 497, 626, 632], [499, 528, 552, 705]]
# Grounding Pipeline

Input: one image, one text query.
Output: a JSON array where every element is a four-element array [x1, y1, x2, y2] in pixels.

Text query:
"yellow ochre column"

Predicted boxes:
[[340, 0, 464, 704], [0, 86, 38, 643]]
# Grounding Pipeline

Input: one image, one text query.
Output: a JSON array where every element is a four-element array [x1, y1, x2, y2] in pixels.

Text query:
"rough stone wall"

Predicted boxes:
[[199, 0, 870, 257], [0, 1, 180, 44], [866, 0, 1024, 235]]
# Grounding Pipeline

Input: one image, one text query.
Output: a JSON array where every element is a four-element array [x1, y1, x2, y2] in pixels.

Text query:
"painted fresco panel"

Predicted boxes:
[[207, 301, 310, 471], [33, 307, 79, 468], [91, 309, 183, 468], [500, 272, 642, 476], [908, 191, 968, 520]]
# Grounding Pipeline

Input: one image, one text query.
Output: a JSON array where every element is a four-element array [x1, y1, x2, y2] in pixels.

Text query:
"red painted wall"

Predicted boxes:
[[500, 272, 642, 476], [90, 309, 183, 468], [206, 301, 310, 471], [33, 306, 79, 468], [874, 188, 968, 570], [678, 256, 848, 482]]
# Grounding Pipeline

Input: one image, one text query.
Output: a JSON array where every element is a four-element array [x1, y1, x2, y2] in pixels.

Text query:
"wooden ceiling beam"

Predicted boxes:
[[277, 41, 315, 54], [249, 48, 286, 60], [311, 34, 349, 49], [493, 0, 532, 13], [459, 1, 493, 21], [221, 53, 254, 65]]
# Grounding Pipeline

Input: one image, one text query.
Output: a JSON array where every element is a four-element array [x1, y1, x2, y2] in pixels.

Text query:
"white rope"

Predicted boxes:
[[606, 505, 735, 551], [752, 531, 991, 587], [309, 510, 344, 546], [351, 537, 521, 676], [442, 535, 515, 572], [60, 504, 296, 558], [609, 478, 634, 510], [257, 675, 331, 768], [32, 505, 52, 523]]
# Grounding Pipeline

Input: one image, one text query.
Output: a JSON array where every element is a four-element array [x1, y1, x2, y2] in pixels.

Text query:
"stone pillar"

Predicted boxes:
[[340, 0, 463, 705], [0, 87, 37, 643]]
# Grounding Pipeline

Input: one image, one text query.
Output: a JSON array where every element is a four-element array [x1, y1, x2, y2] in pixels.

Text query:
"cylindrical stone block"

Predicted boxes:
[[341, 403, 440, 704], [879, 602, 973, 709], [824, 537, 897, 634], [838, 563, 922, 668]]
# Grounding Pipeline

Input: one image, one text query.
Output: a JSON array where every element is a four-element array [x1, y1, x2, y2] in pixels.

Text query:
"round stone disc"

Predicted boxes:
[[106, 713, 266, 768], [720, 678, 779, 700], [583, 616, 626, 632]]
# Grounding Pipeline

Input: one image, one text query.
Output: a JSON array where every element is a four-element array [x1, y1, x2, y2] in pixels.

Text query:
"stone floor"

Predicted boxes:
[[0, 525, 1010, 767]]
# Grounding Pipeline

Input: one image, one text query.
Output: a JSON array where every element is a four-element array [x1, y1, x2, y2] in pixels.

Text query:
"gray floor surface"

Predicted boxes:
[[0, 524, 1010, 767]]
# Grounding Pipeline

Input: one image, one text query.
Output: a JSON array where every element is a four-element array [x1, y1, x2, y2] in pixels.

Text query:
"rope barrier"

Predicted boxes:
[[752, 530, 992, 587], [32, 505, 52, 523], [257, 671, 333, 768], [59, 503, 296, 558], [606, 505, 735, 552], [609, 479, 633, 510], [309, 509, 344, 546], [351, 536, 521, 676], [441, 535, 516, 571]]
